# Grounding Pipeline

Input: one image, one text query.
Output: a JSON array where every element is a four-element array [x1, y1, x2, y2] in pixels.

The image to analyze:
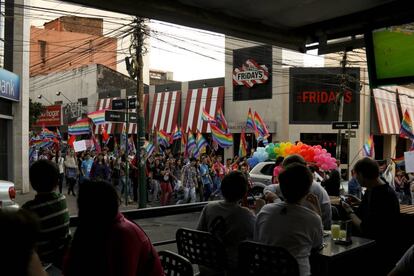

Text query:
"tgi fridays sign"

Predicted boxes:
[[233, 59, 269, 88]]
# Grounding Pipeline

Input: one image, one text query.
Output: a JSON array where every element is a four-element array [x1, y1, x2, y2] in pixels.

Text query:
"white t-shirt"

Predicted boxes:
[[197, 201, 256, 268], [263, 181, 332, 229], [254, 202, 323, 276]]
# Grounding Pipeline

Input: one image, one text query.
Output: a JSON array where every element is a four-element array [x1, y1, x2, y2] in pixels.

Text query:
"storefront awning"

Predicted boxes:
[[149, 91, 181, 133], [373, 88, 400, 135], [95, 95, 149, 134], [397, 86, 414, 125], [182, 86, 224, 133]]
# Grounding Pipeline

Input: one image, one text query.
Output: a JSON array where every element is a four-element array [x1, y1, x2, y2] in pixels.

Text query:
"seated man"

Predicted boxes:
[[197, 171, 256, 272], [22, 160, 70, 267], [255, 163, 323, 276], [388, 244, 414, 276], [263, 154, 332, 229]]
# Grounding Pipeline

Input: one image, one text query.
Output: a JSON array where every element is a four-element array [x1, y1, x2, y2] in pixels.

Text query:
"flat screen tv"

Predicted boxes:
[[366, 23, 414, 88]]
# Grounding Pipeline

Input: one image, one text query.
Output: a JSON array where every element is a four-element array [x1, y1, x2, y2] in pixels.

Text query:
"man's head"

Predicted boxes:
[[29, 160, 59, 193], [278, 163, 313, 203], [282, 154, 306, 168], [353, 157, 380, 187], [84, 153, 91, 160], [226, 158, 232, 166], [221, 171, 248, 202], [240, 163, 249, 174]]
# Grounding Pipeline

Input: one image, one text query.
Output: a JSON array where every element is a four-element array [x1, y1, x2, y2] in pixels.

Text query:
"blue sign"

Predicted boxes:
[[0, 68, 20, 102]]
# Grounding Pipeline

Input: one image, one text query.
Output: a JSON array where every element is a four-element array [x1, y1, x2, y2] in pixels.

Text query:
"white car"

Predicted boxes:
[[0, 180, 19, 209], [249, 161, 275, 195]]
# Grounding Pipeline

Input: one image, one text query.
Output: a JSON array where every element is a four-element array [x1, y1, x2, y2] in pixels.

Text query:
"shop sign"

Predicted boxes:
[[34, 105, 62, 127], [0, 68, 20, 102], [233, 59, 269, 88]]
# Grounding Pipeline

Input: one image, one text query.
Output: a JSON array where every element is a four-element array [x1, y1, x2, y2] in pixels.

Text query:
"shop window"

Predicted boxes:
[[78, 98, 88, 106], [55, 101, 63, 105]]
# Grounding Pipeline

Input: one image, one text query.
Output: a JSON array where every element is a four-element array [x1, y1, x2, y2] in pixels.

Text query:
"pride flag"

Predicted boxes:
[[143, 141, 155, 158], [88, 109, 106, 125], [68, 119, 90, 136], [211, 124, 233, 148], [186, 132, 197, 156], [215, 108, 228, 133], [239, 128, 248, 157], [363, 135, 375, 158], [201, 108, 216, 124], [400, 110, 414, 140], [56, 128, 62, 139], [41, 128, 56, 139], [254, 111, 269, 138], [196, 131, 208, 153], [246, 108, 255, 130], [100, 125, 110, 143], [181, 127, 187, 146], [172, 125, 182, 141], [158, 130, 171, 147]]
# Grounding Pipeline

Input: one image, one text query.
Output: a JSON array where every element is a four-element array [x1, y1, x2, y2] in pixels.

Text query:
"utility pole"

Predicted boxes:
[[336, 51, 347, 176], [129, 17, 147, 208]]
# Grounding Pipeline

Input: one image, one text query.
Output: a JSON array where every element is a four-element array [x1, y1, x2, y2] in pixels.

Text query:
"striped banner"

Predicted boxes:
[[373, 88, 400, 134], [149, 90, 181, 133]]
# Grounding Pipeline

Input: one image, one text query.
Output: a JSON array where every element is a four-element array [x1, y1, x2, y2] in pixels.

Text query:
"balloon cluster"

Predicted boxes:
[[247, 142, 337, 170]]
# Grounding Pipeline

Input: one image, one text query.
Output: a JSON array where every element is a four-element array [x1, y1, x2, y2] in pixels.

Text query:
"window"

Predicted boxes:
[[78, 98, 88, 106], [54, 101, 63, 105], [260, 164, 276, 176], [39, 40, 47, 64]]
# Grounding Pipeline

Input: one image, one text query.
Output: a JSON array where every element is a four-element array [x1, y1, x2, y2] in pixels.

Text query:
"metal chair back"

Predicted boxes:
[[158, 250, 194, 276]]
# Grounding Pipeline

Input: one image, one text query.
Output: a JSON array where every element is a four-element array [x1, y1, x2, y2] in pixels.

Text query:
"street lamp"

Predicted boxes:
[[56, 91, 73, 103], [37, 94, 52, 105]]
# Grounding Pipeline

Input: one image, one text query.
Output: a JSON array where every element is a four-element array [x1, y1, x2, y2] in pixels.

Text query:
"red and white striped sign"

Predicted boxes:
[[149, 91, 181, 133], [95, 94, 148, 134], [373, 88, 400, 134], [233, 59, 269, 88], [182, 86, 224, 133]]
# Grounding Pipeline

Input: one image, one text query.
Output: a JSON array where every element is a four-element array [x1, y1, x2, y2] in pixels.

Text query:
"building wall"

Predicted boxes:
[[44, 16, 104, 36], [30, 25, 117, 77]]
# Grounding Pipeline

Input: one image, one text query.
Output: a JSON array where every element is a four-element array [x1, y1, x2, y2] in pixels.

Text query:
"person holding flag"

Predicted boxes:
[[199, 155, 214, 201]]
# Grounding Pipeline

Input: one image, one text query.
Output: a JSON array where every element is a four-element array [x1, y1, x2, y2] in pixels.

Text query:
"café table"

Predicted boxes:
[[311, 235, 376, 276]]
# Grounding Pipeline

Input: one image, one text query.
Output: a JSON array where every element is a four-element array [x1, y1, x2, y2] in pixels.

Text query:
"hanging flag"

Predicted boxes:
[[41, 128, 56, 139], [172, 125, 182, 141], [87, 109, 106, 125], [196, 131, 208, 157], [201, 108, 217, 124], [400, 110, 414, 140], [68, 118, 90, 136], [210, 124, 233, 148], [158, 130, 171, 147], [363, 135, 375, 158], [100, 125, 110, 143], [254, 111, 269, 138], [215, 108, 229, 133], [239, 128, 248, 157], [143, 140, 155, 158], [246, 108, 255, 130]]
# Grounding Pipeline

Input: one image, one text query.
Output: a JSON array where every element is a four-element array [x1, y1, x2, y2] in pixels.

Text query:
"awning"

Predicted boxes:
[[149, 91, 181, 133], [182, 86, 224, 133], [95, 95, 149, 134], [373, 88, 400, 135], [397, 86, 414, 124]]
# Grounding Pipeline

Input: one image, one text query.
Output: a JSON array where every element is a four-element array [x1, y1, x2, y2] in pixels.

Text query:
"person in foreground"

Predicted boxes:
[[63, 180, 164, 276], [255, 163, 323, 276], [388, 244, 414, 276], [0, 209, 47, 276], [341, 157, 400, 273], [22, 159, 70, 267], [197, 171, 256, 274]]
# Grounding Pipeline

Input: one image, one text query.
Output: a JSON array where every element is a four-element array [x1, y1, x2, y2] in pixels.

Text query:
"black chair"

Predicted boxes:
[[238, 240, 299, 276], [158, 250, 194, 276], [176, 228, 227, 274]]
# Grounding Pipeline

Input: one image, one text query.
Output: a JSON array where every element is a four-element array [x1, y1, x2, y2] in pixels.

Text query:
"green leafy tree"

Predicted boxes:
[[29, 98, 45, 129]]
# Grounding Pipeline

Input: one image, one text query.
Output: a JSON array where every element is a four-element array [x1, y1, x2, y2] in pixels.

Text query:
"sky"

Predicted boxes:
[[29, 0, 323, 81]]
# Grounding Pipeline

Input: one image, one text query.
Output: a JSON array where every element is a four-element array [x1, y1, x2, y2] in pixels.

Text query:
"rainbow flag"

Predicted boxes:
[[158, 130, 171, 147], [201, 108, 216, 124], [246, 108, 255, 130], [41, 128, 56, 139], [172, 125, 182, 141], [363, 135, 375, 158], [68, 119, 90, 136], [392, 156, 405, 167], [196, 131, 208, 153], [186, 132, 197, 156], [239, 128, 248, 157], [143, 141, 155, 158], [254, 111, 269, 138], [181, 127, 187, 146], [211, 124, 233, 148], [88, 109, 106, 125], [400, 110, 414, 140], [215, 108, 228, 133], [56, 128, 62, 139]]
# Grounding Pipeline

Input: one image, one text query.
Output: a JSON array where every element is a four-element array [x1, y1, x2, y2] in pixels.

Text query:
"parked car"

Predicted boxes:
[[249, 161, 275, 196], [0, 180, 19, 209]]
